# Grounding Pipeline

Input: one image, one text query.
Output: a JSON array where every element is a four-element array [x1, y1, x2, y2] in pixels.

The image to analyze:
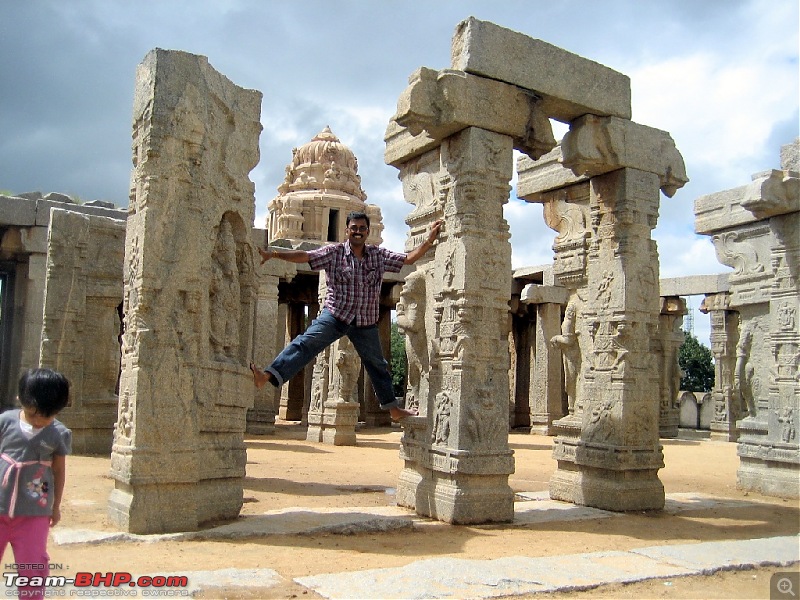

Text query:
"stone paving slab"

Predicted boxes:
[[53, 506, 416, 546], [295, 536, 800, 600], [40, 494, 799, 598], [632, 535, 800, 572], [52, 492, 769, 546]]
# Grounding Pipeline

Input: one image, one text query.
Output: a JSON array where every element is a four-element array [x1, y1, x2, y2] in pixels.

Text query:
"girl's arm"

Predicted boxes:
[[51, 453, 66, 526]]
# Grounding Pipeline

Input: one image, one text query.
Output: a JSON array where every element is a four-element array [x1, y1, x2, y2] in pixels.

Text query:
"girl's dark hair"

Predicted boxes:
[[17, 368, 70, 417]]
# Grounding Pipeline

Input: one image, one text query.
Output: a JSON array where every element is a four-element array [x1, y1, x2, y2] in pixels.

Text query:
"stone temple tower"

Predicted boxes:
[[267, 126, 384, 245]]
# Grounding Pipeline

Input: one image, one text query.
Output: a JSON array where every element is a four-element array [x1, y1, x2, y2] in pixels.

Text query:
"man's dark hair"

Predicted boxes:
[[346, 211, 370, 228], [17, 368, 70, 417]]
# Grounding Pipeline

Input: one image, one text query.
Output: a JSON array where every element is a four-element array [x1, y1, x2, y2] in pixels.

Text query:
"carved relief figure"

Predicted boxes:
[[778, 301, 796, 331], [396, 272, 428, 411], [209, 220, 240, 362], [550, 297, 582, 414], [734, 322, 758, 418], [335, 337, 360, 403], [592, 320, 629, 376], [309, 350, 329, 412], [432, 391, 451, 446], [586, 398, 615, 442], [778, 407, 796, 443]]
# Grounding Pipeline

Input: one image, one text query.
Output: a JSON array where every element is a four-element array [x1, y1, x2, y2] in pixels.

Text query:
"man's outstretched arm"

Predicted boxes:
[[258, 247, 310, 264]]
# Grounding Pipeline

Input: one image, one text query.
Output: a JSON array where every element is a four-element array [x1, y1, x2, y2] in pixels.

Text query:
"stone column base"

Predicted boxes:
[[410, 471, 515, 525], [246, 408, 276, 435], [550, 463, 665, 511], [109, 483, 198, 534], [307, 402, 359, 445]]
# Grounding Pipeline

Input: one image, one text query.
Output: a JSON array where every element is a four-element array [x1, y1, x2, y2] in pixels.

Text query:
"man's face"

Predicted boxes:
[[345, 218, 369, 246]]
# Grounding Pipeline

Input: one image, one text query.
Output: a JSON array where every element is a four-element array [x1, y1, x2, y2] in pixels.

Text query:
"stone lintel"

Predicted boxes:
[[517, 146, 589, 202], [519, 283, 569, 305], [0, 195, 126, 228], [513, 264, 555, 286], [35, 199, 126, 226], [659, 274, 730, 297], [0, 195, 37, 226], [695, 183, 759, 234], [451, 17, 631, 122], [561, 115, 688, 198]]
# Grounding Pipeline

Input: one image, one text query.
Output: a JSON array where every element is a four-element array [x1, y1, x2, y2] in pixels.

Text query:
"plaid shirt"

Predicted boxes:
[[307, 241, 406, 326]]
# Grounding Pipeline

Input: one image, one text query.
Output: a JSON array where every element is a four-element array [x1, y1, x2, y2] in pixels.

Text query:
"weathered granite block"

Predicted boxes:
[[451, 17, 631, 122]]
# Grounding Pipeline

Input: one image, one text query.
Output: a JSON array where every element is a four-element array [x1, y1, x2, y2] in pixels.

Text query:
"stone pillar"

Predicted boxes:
[[388, 125, 517, 524], [696, 139, 799, 499], [520, 284, 569, 434], [655, 296, 686, 438], [509, 305, 532, 429], [279, 302, 306, 421], [519, 117, 687, 511], [699, 292, 740, 441], [307, 335, 361, 445], [39, 209, 126, 454], [109, 49, 262, 533], [247, 270, 280, 435], [362, 301, 394, 426]]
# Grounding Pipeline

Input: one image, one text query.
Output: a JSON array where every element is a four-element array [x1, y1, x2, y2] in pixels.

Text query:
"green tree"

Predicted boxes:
[[390, 321, 407, 397], [678, 331, 715, 392]]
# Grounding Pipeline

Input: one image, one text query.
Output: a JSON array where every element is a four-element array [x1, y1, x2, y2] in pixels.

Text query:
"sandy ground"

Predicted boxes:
[[33, 423, 800, 599]]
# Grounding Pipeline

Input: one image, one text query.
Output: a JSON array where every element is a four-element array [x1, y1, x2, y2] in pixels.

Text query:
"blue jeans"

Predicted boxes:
[[266, 309, 399, 410]]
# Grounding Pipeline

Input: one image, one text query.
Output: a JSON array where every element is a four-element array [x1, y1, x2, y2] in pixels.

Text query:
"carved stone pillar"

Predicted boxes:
[[519, 284, 569, 434], [548, 168, 667, 510], [247, 275, 280, 435], [696, 139, 799, 498], [518, 172, 592, 442], [699, 292, 740, 441], [656, 296, 687, 439], [279, 302, 306, 421], [362, 301, 394, 427], [390, 127, 516, 524], [109, 49, 261, 533], [307, 336, 361, 445], [39, 209, 126, 454], [509, 304, 532, 429]]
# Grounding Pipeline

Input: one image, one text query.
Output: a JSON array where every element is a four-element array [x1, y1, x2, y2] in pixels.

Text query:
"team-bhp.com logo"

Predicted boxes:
[[3, 571, 190, 596]]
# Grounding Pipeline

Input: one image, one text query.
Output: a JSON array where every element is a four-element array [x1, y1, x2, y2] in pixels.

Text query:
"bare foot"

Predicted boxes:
[[250, 363, 271, 389], [389, 406, 417, 421]]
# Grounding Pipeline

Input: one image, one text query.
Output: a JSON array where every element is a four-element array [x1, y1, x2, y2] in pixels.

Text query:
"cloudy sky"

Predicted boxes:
[[1, 0, 798, 344]]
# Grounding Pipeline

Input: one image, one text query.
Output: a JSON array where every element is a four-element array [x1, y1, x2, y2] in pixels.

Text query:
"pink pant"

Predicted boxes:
[[0, 515, 51, 599]]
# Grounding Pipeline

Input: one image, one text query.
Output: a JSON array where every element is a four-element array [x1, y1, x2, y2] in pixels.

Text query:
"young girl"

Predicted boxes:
[[0, 368, 72, 599]]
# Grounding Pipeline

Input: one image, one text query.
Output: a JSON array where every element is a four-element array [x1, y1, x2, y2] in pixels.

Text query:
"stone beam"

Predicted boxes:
[[659, 274, 730, 297], [517, 146, 587, 202], [386, 67, 556, 166], [451, 17, 631, 122], [696, 170, 799, 234]]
